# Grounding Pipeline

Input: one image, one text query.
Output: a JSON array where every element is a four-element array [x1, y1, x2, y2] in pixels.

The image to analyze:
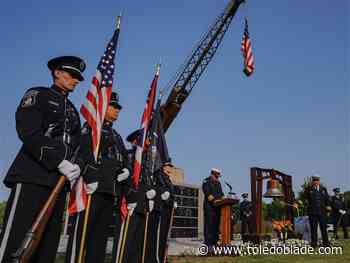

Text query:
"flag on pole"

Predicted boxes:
[[241, 18, 255, 77], [149, 98, 171, 172], [68, 177, 88, 214], [69, 17, 121, 214], [131, 64, 160, 188], [80, 16, 121, 160], [119, 65, 160, 222]]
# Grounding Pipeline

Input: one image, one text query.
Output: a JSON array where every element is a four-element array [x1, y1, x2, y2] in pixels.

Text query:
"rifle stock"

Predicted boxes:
[[11, 175, 67, 263]]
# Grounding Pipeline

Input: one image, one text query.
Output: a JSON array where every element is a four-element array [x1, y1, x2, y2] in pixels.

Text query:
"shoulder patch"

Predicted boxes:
[[21, 90, 39, 108]]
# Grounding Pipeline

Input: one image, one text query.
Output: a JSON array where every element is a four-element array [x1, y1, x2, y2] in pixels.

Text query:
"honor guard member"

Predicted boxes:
[[145, 161, 174, 263], [119, 131, 156, 263], [158, 162, 176, 263], [240, 193, 252, 242], [0, 56, 86, 263], [65, 92, 133, 263], [202, 168, 224, 246], [331, 188, 348, 239], [305, 175, 330, 247], [120, 175, 156, 263]]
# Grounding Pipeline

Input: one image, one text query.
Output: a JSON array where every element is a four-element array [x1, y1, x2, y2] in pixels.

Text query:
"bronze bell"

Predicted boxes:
[[263, 178, 284, 198]]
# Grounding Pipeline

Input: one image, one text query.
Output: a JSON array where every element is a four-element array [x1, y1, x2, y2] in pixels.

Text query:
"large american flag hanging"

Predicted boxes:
[[241, 18, 255, 77], [68, 18, 121, 214], [131, 65, 160, 187], [80, 17, 121, 160]]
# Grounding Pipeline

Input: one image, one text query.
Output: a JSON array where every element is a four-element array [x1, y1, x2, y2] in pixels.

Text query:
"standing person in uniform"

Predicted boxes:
[[239, 193, 252, 242], [0, 56, 86, 263], [331, 188, 348, 239], [144, 161, 174, 263], [305, 175, 330, 247], [202, 168, 224, 246], [118, 131, 156, 263], [157, 162, 176, 263], [65, 92, 134, 263]]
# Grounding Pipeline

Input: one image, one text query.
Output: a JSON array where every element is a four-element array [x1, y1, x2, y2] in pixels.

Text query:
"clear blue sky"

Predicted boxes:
[[0, 0, 348, 200]]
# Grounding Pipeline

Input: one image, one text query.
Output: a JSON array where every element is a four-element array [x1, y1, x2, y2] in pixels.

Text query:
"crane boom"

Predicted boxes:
[[161, 0, 245, 132]]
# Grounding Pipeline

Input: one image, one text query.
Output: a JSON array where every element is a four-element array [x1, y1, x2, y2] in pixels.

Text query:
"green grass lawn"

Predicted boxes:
[[171, 239, 350, 263], [55, 239, 350, 263]]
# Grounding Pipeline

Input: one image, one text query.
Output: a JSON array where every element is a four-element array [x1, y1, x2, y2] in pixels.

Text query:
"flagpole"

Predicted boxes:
[[62, 193, 70, 236]]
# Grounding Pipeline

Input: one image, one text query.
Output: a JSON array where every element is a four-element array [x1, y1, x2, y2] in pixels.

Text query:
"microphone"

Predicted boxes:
[[225, 181, 233, 192]]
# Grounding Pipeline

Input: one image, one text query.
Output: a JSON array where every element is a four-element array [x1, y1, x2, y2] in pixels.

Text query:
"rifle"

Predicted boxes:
[[12, 146, 80, 263]]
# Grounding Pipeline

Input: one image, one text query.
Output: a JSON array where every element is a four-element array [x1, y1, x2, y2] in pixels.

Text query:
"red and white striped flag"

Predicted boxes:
[[119, 65, 159, 222], [68, 18, 121, 214], [80, 18, 121, 160], [68, 177, 88, 214], [241, 18, 255, 77], [132, 64, 160, 188]]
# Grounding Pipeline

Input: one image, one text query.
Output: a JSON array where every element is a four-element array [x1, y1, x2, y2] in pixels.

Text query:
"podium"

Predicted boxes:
[[213, 198, 239, 245]]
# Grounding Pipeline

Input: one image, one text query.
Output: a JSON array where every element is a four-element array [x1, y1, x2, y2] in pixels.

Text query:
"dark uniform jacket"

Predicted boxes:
[[240, 200, 252, 219], [5, 85, 84, 188], [202, 176, 224, 208], [152, 169, 175, 212], [81, 121, 130, 196], [305, 185, 330, 216], [331, 195, 346, 216]]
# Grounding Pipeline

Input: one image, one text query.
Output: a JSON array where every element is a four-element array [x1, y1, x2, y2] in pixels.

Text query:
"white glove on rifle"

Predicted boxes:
[[127, 202, 137, 216], [339, 209, 346, 215], [161, 191, 170, 201], [116, 168, 130, 182], [173, 202, 178, 209], [148, 200, 154, 212], [86, 182, 98, 195], [58, 160, 80, 182], [146, 189, 156, 200]]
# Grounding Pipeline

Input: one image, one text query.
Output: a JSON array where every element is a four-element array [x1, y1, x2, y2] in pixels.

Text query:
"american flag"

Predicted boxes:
[[68, 18, 121, 214], [68, 177, 88, 214], [241, 18, 255, 77], [80, 17, 121, 160], [131, 64, 160, 187]]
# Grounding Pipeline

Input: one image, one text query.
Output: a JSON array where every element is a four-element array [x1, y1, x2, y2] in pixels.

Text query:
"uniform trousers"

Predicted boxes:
[[158, 204, 174, 263], [204, 205, 221, 246], [309, 214, 329, 247], [65, 192, 114, 263], [0, 183, 66, 263]]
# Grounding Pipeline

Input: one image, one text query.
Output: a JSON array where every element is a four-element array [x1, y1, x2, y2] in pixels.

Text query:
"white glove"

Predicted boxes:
[[58, 160, 80, 182], [161, 191, 170, 201], [146, 189, 156, 200], [173, 202, 178, 209], [116, 168, 130, 182], [148, 200, 154, 212], [127, 202, 137, 216], [86, 182, 98, 195], [339, 209, 346, 215]]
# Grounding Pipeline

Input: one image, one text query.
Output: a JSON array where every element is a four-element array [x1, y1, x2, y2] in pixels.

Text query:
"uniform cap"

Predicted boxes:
[[211, 168, 221, 174], [48, 56, 86, 81], [333, 187, 340, 193], [126, 129, 142, 143], [109, 91, 122, 110], [311, 174, 320, 181], [242, 193, 249, 198]]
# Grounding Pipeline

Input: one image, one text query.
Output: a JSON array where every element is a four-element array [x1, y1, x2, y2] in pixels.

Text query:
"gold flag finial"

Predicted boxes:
[[116, 14, 122, 29]]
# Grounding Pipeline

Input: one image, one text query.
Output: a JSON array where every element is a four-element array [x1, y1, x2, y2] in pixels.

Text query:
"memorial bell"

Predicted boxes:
[[263, 178, 284, 198]]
